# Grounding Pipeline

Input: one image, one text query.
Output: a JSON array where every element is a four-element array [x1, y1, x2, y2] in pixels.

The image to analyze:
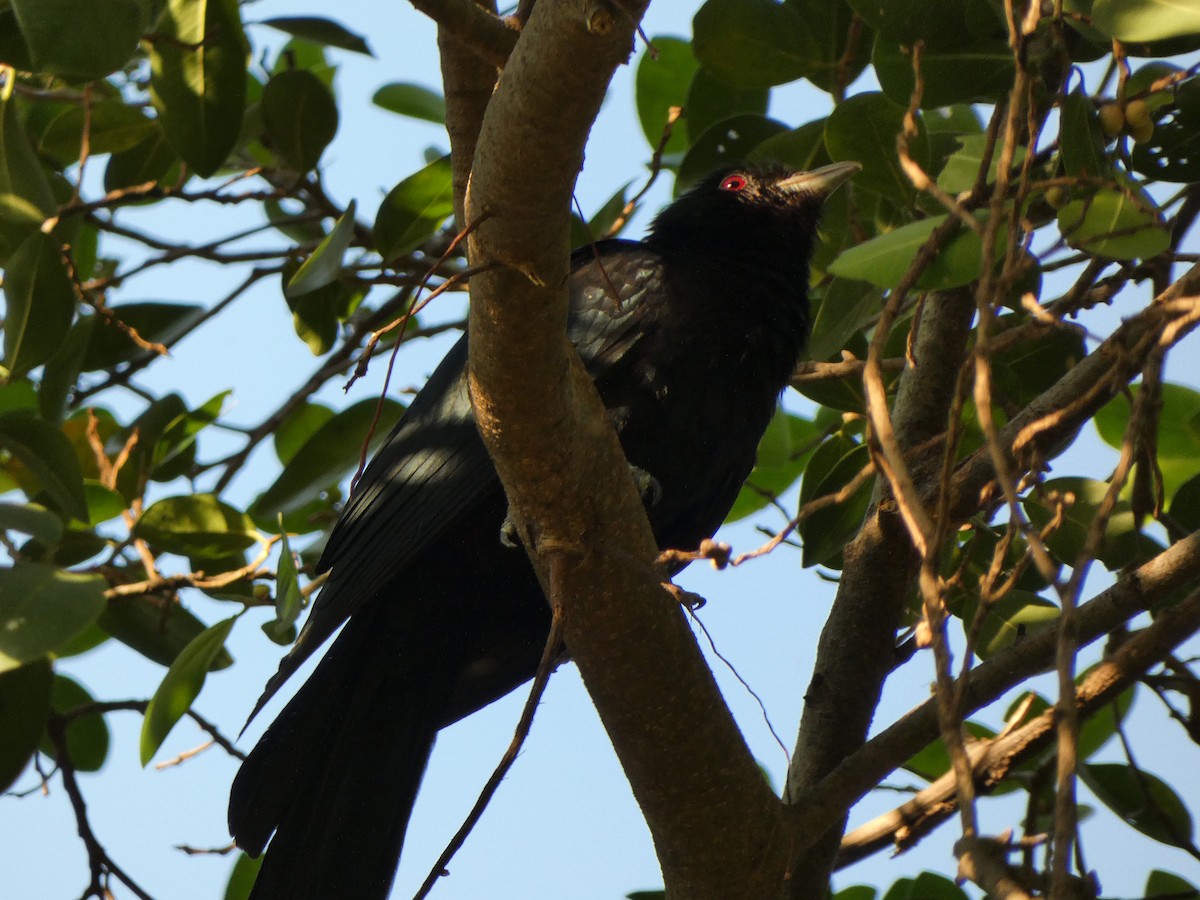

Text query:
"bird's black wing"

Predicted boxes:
[[243, 239, 664, 724]]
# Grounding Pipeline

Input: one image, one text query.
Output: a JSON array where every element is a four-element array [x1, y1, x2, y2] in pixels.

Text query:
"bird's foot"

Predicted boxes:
[[631, 464, 662, 506], [500, 509, 522, 548], [663, 582, 707, 610]]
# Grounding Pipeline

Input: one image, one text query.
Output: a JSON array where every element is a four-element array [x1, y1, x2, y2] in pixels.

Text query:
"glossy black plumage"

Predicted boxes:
[[228, 162, 858, 899]]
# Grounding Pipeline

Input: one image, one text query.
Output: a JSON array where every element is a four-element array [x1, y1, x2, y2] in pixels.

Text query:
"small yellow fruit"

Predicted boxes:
[[1045, 186, 1069, 209], [1098, 102, 1125, 138], [1125, 98, 1152, 130], [1130, 120, 1155, 144]]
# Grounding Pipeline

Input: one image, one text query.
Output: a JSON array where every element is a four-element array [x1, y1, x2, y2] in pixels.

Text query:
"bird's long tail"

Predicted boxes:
[[228, 606, 458, 900]]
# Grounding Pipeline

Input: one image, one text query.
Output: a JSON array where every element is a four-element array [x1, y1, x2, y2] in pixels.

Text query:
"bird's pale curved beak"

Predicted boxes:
[[777, 161, 862, 198]]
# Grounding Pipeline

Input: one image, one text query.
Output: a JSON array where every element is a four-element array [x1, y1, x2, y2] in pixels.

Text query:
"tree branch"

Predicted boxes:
[[409, 0, 517, 68], [463, 2, 790, 894]]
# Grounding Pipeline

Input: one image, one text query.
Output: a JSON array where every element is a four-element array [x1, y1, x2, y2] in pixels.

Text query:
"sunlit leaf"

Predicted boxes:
[[372, 83, 445, 124], [149, 0, 248, 177], [635, 38, 697, 154], [140, 615, 236, 765], [0, 411, 89, 521], [134, 494, 259, 557], [287, 201, 357, 297], [374, 157, 455, 263]]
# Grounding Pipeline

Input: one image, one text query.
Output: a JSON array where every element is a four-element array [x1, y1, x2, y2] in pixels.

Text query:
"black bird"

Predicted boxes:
[[229, 161, 859, 899]]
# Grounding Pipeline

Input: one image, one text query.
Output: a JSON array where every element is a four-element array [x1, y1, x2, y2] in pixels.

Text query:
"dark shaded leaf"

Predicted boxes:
[[262, 69, 339, 173], [3, 231, 77, 378], [262, 16, 373, 56], [1082, 762, 1196, 849], [0, 90, 55, 215], [104, 129, 182, 193], [693, 0, 810, 88], [34, 102, 155, 166], [81, 303, 205, 371], [677, 114, 787, 192], [99, 595, 234, 670], [39, 675, 109, 772], [875, 34, 1012, 108], [0, 657, 52, 792], [825, 92, 928, 201], [799, 434, 872, 568], [11, 0, 147, 80], [806, 278, 884, 363], [0, 411, 89, 521], [685, 67, 768, 145]]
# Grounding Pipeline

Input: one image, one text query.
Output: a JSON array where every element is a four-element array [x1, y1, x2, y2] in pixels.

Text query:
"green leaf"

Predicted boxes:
[[262, 69, 339, 173], [224, 853, 264, 900], [1060, 87, 1109, 180], [685, 67, 769, 145], [134, 494, 258, 558], [799, 434, 873, 568], [263, 519, 302, 645], [1145, 870, 1198, 895], [635, 38, 697, 154], [0, 88, 56, 215], [0, 193, 45, 266], [1024, 477, 1161, 570], [0, 564, 105, 672], [828, 213, 990, 290], [104, 129, 182, 193], [972, 589, 1060, 657], [3, 231, 77, 378], [1092, 0, 1200, 42], [833, 888, 877, 900], [287, 200, 357, 296], [372, 83, 446, 124], [824, 92, 928, 201], [693, 0, 810, 88], [779, 0, 872, 93], [99, 595, 234, 670], [0, 657, 52, 792], [252, 398, 405, 517], [906, 872, 970, 900], [875, 34, 1012, 109], [11, 0, 148, 80], [904, 721, 996, 781], [154, 390, 229, 480], [807, 278, 884, 363], [34, 102, 156, 166], [1082, 762, 1196, 849], [0, 501, 63, 547], [0, 411, 89, 521], [81, 302, 205, 371], [148, 0, 248, 177], [39, 675, 109, 772], [140, 614, 235, 765], [261, 16, 373, 56], [1057, 187, 1170, 260], [280, 260, 343, 355], [1077, 684, 1134, 760], [274, 403, 336, 465], [677, 114, 787, 191], [727, 411, 822, 522], [936, 133, 1027, 195], [374, 157, 455, 263], [1131, 77, 1200, 184]]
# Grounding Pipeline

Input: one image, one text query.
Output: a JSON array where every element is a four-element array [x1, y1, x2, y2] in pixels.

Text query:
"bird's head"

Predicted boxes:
[[646, 161, 861, 265]]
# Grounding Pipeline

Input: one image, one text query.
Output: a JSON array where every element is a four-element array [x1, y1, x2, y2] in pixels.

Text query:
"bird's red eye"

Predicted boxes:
[[719, 174, 747, 192]]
